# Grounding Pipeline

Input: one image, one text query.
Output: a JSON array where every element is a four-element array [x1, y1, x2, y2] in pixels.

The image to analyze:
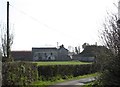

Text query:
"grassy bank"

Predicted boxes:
[[31, 72, 99, 86], [33, 61, 92, 66]]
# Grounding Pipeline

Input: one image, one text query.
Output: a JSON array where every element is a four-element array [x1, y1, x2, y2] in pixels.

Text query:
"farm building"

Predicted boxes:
[[11, 51, 32, 61], [32, 45, 71, 61], [11, 45, 71, 61], [32, 47, 58, 61], [72, 45, 111, 62], [72, 54, 94, 62]]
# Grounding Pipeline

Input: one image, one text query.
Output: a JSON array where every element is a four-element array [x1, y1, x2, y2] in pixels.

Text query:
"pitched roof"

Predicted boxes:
[[32, 47, 58, 52], [32, 47, 57, 50], [11, 51, 32, 61], [58, 45, 68, 51]]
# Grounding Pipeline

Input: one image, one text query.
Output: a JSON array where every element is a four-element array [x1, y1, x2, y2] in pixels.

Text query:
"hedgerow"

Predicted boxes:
[[37, 64, 96, 81], [2, 61, 38, 86], [2, 62, 97, 86]]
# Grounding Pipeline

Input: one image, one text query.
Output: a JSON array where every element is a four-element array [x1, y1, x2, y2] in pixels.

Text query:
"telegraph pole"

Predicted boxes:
[[7, 1, 10, 58]]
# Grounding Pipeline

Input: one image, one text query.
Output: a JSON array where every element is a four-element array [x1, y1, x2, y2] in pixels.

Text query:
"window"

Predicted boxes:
[[51, 53, 53, 55], [44, 53, 47, 57]]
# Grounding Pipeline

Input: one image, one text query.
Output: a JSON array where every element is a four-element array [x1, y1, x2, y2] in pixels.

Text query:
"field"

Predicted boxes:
[[33, 61, 92, 66]]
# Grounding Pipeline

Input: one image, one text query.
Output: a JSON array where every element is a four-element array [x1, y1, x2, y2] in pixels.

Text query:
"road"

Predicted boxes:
[[49, 77, 96, 87]]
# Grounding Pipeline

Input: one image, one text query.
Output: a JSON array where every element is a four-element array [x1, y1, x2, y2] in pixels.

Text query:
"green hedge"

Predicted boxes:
[[2, 62, 97, 86], [38, 64, 96, 81], [2, 61, 38, 86]]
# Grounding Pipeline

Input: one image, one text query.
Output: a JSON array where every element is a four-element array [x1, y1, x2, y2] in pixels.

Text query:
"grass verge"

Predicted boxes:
[[31, 72, 99, 86], [33, 61, 92, 66]]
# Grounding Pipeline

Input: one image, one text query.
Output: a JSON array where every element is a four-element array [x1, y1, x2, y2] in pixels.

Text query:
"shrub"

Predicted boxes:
[[37, 64, 96, 81], [2, 61, 38, 86]]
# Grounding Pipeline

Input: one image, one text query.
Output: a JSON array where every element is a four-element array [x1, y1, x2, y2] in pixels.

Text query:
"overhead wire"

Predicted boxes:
[[9, 3, 70, 38], [2, 1, 76, 46]]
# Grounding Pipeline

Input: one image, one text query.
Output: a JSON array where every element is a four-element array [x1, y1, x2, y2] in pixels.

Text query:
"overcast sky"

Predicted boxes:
[[0, 0, 118, 51]]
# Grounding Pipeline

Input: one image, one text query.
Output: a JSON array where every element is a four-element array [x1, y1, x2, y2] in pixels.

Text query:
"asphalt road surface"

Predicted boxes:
[[49, 77, 95, 87]]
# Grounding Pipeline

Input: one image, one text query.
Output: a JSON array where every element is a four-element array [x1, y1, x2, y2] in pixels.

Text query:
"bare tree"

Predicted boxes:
[[101, 13, 120, 56], [96, 12, 120, 85], [0, 25, 13, 59], [75, 46, 80, 54]]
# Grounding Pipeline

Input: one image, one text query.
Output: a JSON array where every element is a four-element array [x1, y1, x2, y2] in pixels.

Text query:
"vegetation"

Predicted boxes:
[[2, 61, 38, 86], [0, 24, 14, 61], [95, 8, 120, 86], [31, 72, 99, 86], [37, 64, 97, 85], [2, 61, 97, 86], [33, 61, 92, 66]]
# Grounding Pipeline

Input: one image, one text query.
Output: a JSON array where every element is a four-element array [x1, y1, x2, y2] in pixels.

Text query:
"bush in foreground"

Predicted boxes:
[[2, 61, 38, 86]]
